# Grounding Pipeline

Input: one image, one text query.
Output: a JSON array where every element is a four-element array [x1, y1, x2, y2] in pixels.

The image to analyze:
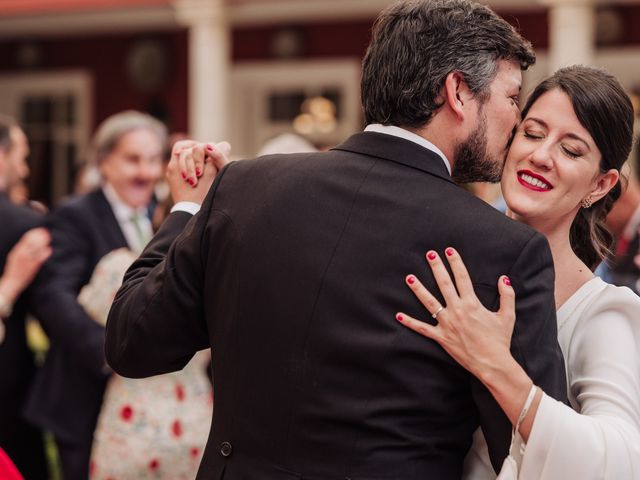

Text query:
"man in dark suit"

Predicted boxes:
[[107, 1, 567, 478], [607, 155, 640, 293], [0, 117, 50, 479], [26, 111, 166, 480]]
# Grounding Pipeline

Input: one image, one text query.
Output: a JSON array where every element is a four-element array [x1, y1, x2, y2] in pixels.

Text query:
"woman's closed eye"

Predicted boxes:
[[523, 130, 544, 140], [561, 145, 582, 158]]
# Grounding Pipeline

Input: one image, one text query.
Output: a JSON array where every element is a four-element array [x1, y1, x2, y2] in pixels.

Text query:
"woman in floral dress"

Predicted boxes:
[[79, 248, 212, 480]]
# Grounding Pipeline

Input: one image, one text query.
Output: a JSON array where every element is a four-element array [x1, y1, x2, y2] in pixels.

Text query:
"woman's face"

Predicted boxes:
[[501, 88, 614, 228]]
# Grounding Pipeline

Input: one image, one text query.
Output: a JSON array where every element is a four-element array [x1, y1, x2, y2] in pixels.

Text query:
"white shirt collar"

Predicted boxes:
[[102, 183, 147, 224], [102, 183, 153, 253], [364, 124, 451, 175]]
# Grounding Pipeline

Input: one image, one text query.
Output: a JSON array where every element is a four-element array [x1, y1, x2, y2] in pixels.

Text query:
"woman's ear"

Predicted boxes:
[[442, 71, 473, 122], [589, 168, 620, 204]]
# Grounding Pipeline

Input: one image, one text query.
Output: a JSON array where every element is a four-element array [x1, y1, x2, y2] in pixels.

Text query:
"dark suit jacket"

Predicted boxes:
[[107, 132, 567, 480], [26, 188, 128, 446], [0, 194, 48, 478], [611, 230, 640, 294]]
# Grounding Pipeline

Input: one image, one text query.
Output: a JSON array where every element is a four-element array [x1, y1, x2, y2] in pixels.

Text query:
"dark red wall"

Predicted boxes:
[[233, 20, 374, 60], [232, 11, 550, 62], [0, 30, 189, 133], [497, 10, 549, 50], [612, 5, 640, 46]]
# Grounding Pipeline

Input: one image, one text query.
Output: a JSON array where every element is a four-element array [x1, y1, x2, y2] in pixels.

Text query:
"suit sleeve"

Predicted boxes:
[[30, 207, 109, 378], [472, 232, 567, 472], [105, 165, 234, 378]]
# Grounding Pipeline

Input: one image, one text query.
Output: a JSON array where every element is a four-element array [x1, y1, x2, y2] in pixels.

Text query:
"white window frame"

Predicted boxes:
[[230, 59, 362, 158], [0, 70, 92, 204]]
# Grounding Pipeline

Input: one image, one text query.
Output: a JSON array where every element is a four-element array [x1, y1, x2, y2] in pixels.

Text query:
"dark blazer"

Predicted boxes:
[[610, 230, 640, 294], [26, 189, 128, 447], [107, 132, 567, 480], [0, 194, 48, 479]]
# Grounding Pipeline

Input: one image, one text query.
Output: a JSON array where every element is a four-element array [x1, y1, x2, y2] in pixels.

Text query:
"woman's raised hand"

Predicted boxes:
[[167, 140, 232, 205], [0, 227, 51, 306], [396, 247, 516, 379]]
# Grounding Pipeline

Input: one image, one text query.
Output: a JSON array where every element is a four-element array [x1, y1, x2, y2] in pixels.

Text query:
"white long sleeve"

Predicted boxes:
[[518, 280, 640, 479]]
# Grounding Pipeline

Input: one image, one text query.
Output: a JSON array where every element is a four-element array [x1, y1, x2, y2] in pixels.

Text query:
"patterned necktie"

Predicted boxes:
[[129, 213, 150, 251]]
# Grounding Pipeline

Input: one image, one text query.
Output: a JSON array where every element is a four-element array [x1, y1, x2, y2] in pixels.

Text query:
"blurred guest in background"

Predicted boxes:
[[79, 248, 212, 480], [0, 115, 51, 479], [606, 168, 640, 292], [0, 115, 32, 206], [25, 110, 167, 480], [256, 132, 317, 156]]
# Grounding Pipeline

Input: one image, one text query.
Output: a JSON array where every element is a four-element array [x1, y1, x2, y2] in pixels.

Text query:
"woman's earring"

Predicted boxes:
[[581, 196, 593, 209]]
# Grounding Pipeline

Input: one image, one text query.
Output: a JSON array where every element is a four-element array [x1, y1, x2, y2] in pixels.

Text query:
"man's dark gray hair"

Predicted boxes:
[[90, 110, 168, 165], [361, 0, 536, 128]]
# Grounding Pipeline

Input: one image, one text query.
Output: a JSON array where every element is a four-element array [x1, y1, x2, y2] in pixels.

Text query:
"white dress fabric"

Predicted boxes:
[[464, 277, 640, 479]]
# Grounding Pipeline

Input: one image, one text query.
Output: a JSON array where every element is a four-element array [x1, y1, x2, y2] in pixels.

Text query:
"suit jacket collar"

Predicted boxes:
[[332, 132, 455, 184], [87, 188, 129, 249]]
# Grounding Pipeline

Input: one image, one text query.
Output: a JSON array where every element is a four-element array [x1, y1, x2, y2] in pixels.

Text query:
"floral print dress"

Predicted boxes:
[[78, 249, 213, 480]]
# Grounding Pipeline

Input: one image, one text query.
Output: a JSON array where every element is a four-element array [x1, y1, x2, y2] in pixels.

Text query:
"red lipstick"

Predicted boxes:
[[517, 170, 553, 192]]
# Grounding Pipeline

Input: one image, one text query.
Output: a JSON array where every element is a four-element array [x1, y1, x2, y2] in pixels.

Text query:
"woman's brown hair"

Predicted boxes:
[[520, 65, 634, 270]]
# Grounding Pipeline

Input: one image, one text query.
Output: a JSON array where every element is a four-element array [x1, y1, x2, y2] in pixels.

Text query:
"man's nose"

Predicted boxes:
[[137, 160, 160, 180]]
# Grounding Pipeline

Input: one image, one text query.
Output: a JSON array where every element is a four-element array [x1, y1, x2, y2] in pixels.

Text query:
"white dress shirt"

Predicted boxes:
[[102, 183, 153, 253], [364, 124, 452, 175]]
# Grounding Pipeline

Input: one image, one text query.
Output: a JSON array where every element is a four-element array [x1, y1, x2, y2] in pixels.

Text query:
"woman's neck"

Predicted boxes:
[[510, 211, 595, 309]]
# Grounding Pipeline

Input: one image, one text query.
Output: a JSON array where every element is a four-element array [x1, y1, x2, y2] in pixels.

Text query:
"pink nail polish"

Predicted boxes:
[[407, 275, 415, 285], [445, 248, 454, 257], [206, 144, 214, 152], [195, 168, 201, 176], [503, 277, 511, 286], [427, 251, 437, 261], [396, 313, 404, 322], [181, 172, 186, 179], [188, 178, 195, 186]]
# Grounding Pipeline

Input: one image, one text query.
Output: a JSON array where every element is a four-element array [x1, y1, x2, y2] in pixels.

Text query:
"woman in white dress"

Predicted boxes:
[[396, 65, 640, 479]]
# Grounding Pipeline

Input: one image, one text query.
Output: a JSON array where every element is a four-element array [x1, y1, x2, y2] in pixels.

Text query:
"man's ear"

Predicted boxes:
[[442, 71, 473, 122]]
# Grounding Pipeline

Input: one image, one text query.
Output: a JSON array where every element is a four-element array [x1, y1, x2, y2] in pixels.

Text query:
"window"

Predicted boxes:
[[230, 60, 361, 157], [0, 71, 92, 206]]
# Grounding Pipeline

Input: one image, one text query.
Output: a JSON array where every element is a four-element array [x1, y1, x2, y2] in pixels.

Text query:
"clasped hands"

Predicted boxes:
[[167, 140, 232, 205]]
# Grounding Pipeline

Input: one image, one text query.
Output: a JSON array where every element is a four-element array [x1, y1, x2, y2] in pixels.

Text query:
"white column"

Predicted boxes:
[[541, 0, 595, 72], [175, 0, 230, 141]]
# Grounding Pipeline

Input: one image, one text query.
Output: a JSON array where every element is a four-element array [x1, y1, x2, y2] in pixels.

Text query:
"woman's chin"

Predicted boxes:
[[504, 199, 536, 223]]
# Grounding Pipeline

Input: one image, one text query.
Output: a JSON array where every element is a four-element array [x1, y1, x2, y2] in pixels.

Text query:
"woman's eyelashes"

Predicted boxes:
[[522, 130, 583, 159], [561, 145, 582, 158], [523, 129, 543, 140]]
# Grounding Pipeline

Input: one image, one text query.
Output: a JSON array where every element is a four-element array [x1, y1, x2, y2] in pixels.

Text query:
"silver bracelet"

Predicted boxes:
[[515, 384, 538, 434]]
